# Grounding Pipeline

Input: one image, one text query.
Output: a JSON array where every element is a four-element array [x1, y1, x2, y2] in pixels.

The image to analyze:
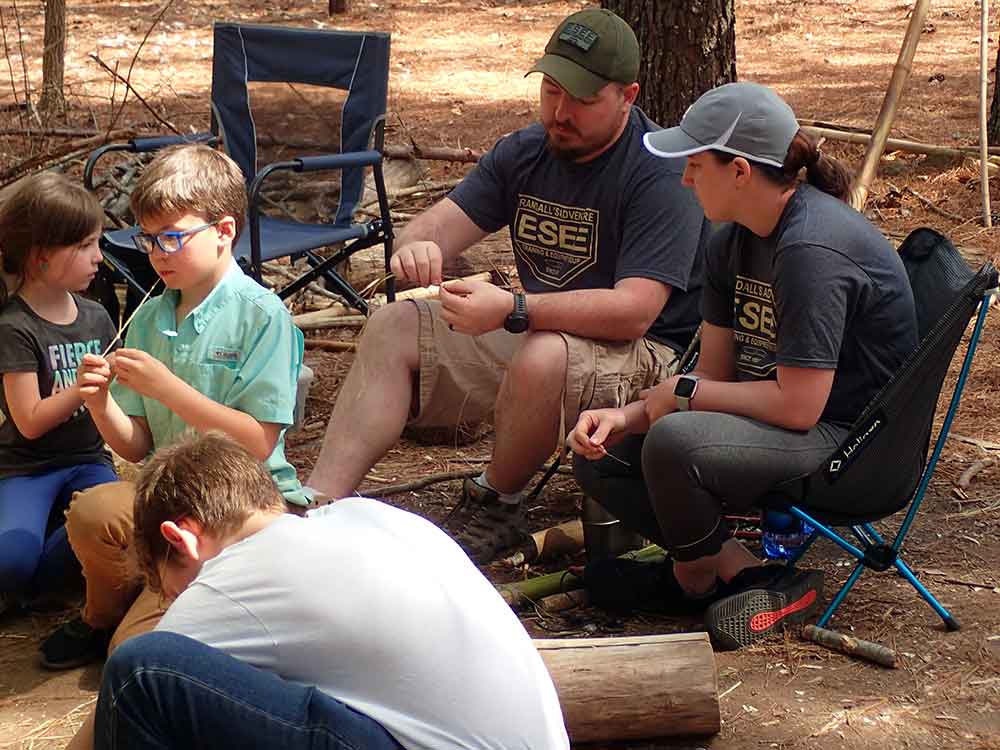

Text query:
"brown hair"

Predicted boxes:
[[133, 431, 286, 592], [0, 172, 103, 307], [714, 130, 852, 201], [130, 144, 248, 241]]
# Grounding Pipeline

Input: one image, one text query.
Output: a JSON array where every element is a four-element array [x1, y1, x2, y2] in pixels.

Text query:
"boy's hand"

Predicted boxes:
[[112, 348, 177, 401], [77, 353, 113, 409]]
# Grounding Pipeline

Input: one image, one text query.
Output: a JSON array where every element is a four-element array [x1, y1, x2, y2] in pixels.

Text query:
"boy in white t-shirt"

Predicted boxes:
[[90, 432, 569, 750]]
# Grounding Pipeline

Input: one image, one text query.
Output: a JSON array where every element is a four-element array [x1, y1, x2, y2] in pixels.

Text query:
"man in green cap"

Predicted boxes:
[[306, 8, 711, 564]]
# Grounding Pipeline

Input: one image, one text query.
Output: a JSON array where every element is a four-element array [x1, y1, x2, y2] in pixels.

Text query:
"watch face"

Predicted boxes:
[[674, 376, 698, 399], [504, 314, 530, 334]]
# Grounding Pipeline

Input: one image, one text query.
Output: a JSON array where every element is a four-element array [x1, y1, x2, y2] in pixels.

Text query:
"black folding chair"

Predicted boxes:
[[85, 22, 394, 319], [761, 228, 998, 631]]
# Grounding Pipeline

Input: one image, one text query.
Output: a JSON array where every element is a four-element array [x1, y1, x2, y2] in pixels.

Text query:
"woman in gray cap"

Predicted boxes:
[[568, 81, 918, 649]]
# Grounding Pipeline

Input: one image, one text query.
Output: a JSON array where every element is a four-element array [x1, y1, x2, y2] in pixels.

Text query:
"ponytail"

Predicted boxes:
[[795, 132, 851, 201]]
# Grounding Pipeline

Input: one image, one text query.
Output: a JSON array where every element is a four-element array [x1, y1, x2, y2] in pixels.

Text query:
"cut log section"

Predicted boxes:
[[535, 633, 720, 742]]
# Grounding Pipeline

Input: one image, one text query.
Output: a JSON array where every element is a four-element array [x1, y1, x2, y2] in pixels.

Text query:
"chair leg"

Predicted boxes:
[[816, 560, 865, 628], [892, 557, 961, 631]]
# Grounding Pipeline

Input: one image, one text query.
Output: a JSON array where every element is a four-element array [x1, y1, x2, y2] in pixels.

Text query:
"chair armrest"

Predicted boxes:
[[83, 132, 217, 191], [294, 151, 382, 172]]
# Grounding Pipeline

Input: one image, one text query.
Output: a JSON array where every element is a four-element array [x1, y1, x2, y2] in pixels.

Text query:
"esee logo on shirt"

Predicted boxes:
[[733, 275, 777, 377], [513, 195, 599, 288]]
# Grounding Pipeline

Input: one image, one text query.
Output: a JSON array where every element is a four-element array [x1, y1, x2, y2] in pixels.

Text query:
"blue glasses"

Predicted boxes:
[[133, 222, 218, 255]]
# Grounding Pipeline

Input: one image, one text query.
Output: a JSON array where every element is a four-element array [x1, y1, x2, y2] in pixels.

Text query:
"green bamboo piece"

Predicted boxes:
[[498, 544, 667, 610]]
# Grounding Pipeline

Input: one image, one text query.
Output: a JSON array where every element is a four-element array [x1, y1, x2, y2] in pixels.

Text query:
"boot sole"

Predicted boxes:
[[705, 570, 824, 650]]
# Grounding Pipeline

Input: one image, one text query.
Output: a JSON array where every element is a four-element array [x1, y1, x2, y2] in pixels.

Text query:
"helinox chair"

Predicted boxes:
[[85, 22, 394, 319], [758, 228, 997, 634]]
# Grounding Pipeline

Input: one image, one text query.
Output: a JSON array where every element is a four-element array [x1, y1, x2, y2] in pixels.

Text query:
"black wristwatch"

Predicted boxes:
[[673, 374, 700, 411], [503, 292, 529, 334]]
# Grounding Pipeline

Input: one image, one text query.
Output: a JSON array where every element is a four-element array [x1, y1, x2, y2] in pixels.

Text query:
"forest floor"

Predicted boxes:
[[1, 0, 999, 748]]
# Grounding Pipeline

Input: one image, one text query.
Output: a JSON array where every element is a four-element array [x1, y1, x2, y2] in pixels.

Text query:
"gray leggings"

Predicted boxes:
[[573, 411, 847, 561]]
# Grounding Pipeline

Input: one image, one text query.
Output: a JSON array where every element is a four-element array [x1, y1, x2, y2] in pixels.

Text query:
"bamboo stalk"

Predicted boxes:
[[802, 126, 1000, 164], [848, 0, 931, 211], [303, 339, 357, 353], [980, 0, 992, 228]]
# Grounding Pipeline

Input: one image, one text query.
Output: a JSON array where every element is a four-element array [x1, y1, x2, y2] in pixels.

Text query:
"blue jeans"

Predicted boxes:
[[96, 632, 404, 750], [0, 462, 117, 595]]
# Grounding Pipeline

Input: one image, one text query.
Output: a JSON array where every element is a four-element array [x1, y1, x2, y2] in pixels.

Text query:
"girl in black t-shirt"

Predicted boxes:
[[0, 173, 118, 616], [567, 82, 917, 650]]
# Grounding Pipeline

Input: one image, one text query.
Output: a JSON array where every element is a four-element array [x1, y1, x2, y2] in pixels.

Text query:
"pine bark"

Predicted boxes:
[[602, 0, 737, 126], [39, 0, 67, 119]]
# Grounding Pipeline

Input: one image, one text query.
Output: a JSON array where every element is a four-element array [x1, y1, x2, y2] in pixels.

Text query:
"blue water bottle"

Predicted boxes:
[[761, 510, 814, 561]]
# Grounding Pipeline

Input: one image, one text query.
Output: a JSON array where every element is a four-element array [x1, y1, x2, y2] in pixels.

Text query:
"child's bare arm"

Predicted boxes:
[[113, 348, 280, 460], [2, 371, 86, 440]]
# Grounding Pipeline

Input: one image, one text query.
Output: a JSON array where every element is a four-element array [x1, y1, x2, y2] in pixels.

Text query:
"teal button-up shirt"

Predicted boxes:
[[112, 262, 307, 505]]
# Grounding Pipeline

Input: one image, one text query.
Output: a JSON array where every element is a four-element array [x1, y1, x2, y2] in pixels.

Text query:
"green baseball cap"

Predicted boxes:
[[526, 8, 640, 99]]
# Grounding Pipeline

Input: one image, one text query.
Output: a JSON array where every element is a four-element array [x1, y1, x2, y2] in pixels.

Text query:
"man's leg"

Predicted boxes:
[[307, 302, 421, 499], [95, 632, 402, 750]]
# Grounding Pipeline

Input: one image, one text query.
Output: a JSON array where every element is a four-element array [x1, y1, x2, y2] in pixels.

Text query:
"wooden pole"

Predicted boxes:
[[980, 0, 993, 228], [849, 0, 930, 211], [802, 126, 1000, 164], [535, 633, 720, 741]]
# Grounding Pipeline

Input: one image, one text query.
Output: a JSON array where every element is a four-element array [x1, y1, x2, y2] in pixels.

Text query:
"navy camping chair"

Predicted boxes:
[[84, 22, 394, 319], [760, 228, 997, 632]]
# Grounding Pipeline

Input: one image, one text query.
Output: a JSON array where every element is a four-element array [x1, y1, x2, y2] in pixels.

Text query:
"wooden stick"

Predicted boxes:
[[502, 519, 585, 565], [800, 119, 1000, 154], [802, 126, 1000, 163], [291, 271, 492, 329], [369, 465, 574, 499], [303, 338, 357, 353], [537, 589, 589, 613], [980, 0, 992, 229], [949, 433, 1000, 452], [902, 187, 965, 222], [957, 457, 995, 489], [102, 279, 161, 356], [847, 0, 930, 211], [802, 625, 900, 668]]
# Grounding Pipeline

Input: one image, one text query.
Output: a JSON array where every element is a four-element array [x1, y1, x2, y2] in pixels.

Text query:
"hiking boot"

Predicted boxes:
[[705, 565, 824, 650], [584, 557, 721, 616], [39, 617, 110, 670], [447, 478, 526, 564]]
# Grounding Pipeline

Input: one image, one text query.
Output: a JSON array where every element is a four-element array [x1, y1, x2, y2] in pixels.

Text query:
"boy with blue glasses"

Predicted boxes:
[[41, 144, 308, 669]]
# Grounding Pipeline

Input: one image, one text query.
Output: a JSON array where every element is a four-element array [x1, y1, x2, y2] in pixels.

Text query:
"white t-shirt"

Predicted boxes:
[[156, 498, 569, 750]]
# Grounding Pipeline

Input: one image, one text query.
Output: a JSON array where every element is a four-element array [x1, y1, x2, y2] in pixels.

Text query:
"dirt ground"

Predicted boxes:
[[2, 0, 1000, 748]]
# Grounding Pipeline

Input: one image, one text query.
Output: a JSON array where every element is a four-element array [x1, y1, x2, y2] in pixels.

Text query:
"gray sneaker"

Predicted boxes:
[[445, 478, 527, 564]]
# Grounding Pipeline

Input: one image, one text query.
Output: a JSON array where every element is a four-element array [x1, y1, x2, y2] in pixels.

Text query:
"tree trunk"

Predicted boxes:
[[39, 0, 67, 120], [989, 45, 1000, 145], [602, 0, 736, 127]]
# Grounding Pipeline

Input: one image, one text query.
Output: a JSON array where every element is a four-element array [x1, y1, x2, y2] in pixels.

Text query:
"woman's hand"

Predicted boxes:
[[639, 376, 680, 425], [567, 408, 629, 460]]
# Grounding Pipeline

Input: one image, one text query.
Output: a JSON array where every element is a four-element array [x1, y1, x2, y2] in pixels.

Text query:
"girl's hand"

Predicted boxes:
[[567, 408, 628, 460], [77, 353, 113, 408], [112, 349, 175, 401], [639, 377, 680, 425]]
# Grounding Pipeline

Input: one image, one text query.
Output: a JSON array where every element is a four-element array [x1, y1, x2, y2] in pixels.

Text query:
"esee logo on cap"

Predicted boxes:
[[558, 23, 598, 52]]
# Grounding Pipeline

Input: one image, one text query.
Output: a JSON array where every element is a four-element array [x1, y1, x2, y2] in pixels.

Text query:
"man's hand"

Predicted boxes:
[[567, 408, 629, 460], [112, 349, 178, 402], [77, 353, 113, 410], [639, 376, 680, 425], [438, 280, 513, 336], [390, 241, 444, 287]]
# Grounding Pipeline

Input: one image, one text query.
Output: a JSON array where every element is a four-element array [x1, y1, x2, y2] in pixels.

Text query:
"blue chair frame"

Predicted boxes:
[[84, 22, 394, 317], [762, 229, 997, 632]]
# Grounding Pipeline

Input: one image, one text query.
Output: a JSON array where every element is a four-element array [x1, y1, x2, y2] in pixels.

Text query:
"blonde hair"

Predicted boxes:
[[133, 431, 286, 592], [130, 144, 248, 241], [0, 172, 103, 306]]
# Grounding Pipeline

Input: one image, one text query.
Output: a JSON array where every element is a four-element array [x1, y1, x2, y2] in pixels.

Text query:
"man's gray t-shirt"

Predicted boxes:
[[449, 107, 709, 353], [701, 184, 918, 427], [0, 294, 116, 477]]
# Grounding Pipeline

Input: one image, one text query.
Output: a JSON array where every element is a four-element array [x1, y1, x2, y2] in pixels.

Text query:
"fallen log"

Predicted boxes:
[[535, 633, 720, 741], [291, 271, 492, 329]]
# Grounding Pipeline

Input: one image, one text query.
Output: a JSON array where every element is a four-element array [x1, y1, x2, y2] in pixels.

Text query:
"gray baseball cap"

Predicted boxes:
[[643, 82, 799, 168]]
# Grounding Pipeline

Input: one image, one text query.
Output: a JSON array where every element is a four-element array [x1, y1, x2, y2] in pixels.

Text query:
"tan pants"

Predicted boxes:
[[65, 481, 166, 653], [410, 299, 682, 432]]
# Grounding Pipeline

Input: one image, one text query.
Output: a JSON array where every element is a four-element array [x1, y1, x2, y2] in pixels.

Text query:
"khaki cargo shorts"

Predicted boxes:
[[408, 299, 682, 434]]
